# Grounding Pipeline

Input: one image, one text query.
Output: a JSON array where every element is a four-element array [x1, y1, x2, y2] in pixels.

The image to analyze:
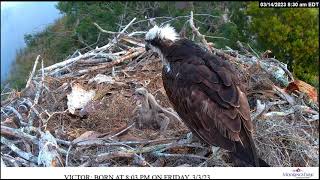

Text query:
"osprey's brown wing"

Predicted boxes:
[[164, 55, 252, 144], [162, 51, 254, 153]]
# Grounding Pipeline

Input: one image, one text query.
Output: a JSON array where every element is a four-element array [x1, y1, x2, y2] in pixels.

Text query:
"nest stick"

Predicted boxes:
[[77, 47, 145, 75], [1, 137, 38, 164], [189, 11, 212, 53], [25, 55, 41, 88], [4, 106, 27, 127]]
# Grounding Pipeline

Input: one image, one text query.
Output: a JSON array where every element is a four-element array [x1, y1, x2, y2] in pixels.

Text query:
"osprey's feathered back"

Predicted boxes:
[[145, 24, 269, 167]]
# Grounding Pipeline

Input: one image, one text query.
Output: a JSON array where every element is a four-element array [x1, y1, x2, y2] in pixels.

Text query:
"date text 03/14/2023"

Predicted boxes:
[[259, 1, 319, 8]]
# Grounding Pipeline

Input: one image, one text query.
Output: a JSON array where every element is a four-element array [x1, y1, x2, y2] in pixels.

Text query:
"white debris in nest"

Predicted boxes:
[[88, 74, 115, 85], [67, 84, 96, 114]]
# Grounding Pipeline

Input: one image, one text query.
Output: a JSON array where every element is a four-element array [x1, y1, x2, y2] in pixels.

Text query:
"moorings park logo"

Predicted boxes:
[[283, 168, 314, 179]]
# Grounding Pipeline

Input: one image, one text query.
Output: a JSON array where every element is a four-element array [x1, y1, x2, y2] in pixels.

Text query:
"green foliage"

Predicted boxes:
[[245, 2, 319, 87], [55, 2, 236, 48]]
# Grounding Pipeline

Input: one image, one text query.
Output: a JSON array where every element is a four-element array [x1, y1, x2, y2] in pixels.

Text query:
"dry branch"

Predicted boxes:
[[38, 131, 63, 167], [1, 125, 70, 146], [77, 47, 145, 75], [1, 137, 38, 163], [26, 55, 41, 88], [93, 23, 119, 35], [44, 54, 89, 72], [34, 59, 44, 105], [1, 157, 6, 167], [94, 17, 137, 52], [189, 11, 212, 53], [4, 106, 27, 127]]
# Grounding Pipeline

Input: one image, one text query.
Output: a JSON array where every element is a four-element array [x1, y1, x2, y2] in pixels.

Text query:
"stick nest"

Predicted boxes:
[[1, 14, 318, 167]]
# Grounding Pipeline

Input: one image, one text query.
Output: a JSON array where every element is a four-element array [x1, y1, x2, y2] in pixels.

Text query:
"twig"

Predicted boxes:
[[93, 23, 119, 34], [153, 151, 208, 160], [1, 125, 70, 146], [65, 145, 73, 167], [251, 100, 288, 121], [189, 11, 212, 53], [263, 105, 319, 119], [73, 137, 178, 147], [128, 31, 146, 37], [95, 151, 135, 163], [236, 41, 251, 54], [205, 35, 229, 41], [37, 131, 63, 167], [305, 114, 319, 122], [42, 52, 96, 72], [34, 59, 44, 105], [77, 47, 145, 75], [117, 18, 137, 38], [2, 155, 19, 167], [1, 137, 38, 163], [1, 126, 38, 144], [272, 85, 295, 105], [4, 106, 27, 127], [41, 109, 69, 130], [95, 18, 137, 52], [263, 58, 295, 83], [1, 157, 6, 167], [121, 37, 145, 47], [108, 123, 136, 140], [26, 55, 41, 88], [247, 43, 260, 59], [2, 154, 37, 167]]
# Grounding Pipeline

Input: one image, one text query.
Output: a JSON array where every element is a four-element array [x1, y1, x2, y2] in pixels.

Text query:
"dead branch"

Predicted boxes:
[[247, 43, 260, 58], [121, 37, 145, 47], [38, 131, 63, 167], [2, 154, 37, 167], [4, 106, 27, 127], [95, 17, 137, 52], [1, 125, 70, 146], [42, 52, 96, 72], [93, 23, 119, 35], [26, 55, 41, 88], [263, 58, 294, 83], [108, 122, 136, 140], [1, 157, 6, 167], [153, 151, 208, 160], [34, 59, 44, 105], [272, 85, 295, 105], [21, 97, 40, 128], [1, 126, 38, 144], [1, 137, 38, 163], [189, 11, 212, 53], [95, 151, 134, 163], [77, 47, 145, 75]]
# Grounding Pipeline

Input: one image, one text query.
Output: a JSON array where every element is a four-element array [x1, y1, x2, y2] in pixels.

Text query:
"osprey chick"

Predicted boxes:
[[133, 87, 182, 135], [145, 24, 269, 167]]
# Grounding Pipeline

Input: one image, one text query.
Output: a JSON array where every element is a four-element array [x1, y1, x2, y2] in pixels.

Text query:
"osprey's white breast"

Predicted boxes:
[[165, 63, 171, 73]]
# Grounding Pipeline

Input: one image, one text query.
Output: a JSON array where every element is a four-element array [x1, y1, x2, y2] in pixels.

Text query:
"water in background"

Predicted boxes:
[[1, 2, 62, 84]]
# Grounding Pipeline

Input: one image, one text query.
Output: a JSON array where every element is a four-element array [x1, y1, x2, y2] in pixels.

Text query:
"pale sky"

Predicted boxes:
[[1, 2, 36, 9]]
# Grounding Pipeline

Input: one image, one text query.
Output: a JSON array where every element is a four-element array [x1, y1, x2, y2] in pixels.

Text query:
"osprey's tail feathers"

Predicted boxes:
[[231, 123, 270, 167], [230, 150, 270, 167]]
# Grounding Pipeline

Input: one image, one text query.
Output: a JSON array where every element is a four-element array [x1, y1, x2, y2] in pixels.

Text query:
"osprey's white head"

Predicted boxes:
[[145, 24, 179, 72], [145, 24, 180, 42]]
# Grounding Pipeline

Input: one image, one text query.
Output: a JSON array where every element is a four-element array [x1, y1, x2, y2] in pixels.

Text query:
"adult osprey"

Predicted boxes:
[[145, 24, 269, 167]]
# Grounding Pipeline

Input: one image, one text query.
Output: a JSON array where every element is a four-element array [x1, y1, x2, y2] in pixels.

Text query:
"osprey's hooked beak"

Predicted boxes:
[[145, 43, 151, 51]]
